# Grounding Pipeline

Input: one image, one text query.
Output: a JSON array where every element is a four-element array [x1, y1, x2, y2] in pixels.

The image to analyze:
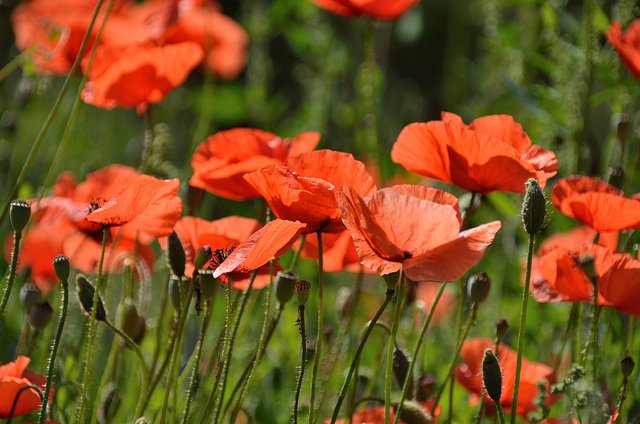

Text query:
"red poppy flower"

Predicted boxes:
[[322, 400, 438, 424], [309, 0, 420, 21], [551, 175, 640, 232], [0, 356, 51, 419], [190, 128, 320, 201], [336, 184, 501, 282], [391, 112, 558, 194], [606, 19, 640, 81], [212, 219, 307, 286], [245, 150, 377, 234], [455, 338, 556, 417], [297, 231, 376, 273], [81, 41, 203, 111]]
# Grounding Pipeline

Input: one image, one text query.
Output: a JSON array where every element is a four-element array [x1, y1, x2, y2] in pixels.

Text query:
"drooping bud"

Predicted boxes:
[[10, 199, 31, 233], [416, 375, 436, 402], [166, 231, 186, 278], [275, 270, 298, 304], [468, 271, 491, 305], [621, 356, 635, 378], [295, 280, 311, 306], [482, 348, 502, 405], [77, 274, 106, 321], [521, 178, 546, 235], [392, 400, 433, 424], [199, 269, 217, 301], [194, 245, 212, 271], [496, 318, 509, 340], [607, 166, 625, 190], [20, 281, 41, 311], [53, 254, 70, 282], [393, 348, 414, 397], [30, 301, 53, 330]]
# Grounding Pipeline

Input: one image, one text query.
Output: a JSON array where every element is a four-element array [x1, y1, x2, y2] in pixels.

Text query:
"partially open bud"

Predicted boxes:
[[20, 281, 41, 311], [468, 271, 491, 305], [496, 318, 509, 340], [416, 375, 436, 402], [194, 245, 212, 271], [10, 199, 31, 233], [392, 400, 433, 424], [621, 356, 635, 378], [53, 254, 71, 282], [199, 269, 217, 301], [30, 301, 53, 330], [482, 348, 502, 405], [77, 274, 106, 321], [275, 270, 298, 304], [166, 232, 186, 278], [521, 178, 546, 235], [295, 280, 311, 306]]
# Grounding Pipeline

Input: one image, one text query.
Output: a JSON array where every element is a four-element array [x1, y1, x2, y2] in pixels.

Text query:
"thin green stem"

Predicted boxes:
[[308, 230, 325, 424], [182, 302, 211, 424], [330, 288, 394, 423], [626, 316, 636, 356], [0, 51, 27, 84], [289, 234, 306, 271], [510, 232, 535, 424], [0, 231, 22, 319], [393, 283, 446, 424], [495, 402, 507, 424], [38, 280, 68, 424], [294, 304, 307, 424], [386, 273, 405, 424]]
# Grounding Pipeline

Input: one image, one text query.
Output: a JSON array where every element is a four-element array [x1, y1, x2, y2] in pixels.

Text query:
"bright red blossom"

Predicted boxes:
[[309, 0, 420, 21], [606, 19, 640, 81], [190, 128, 320, 200], [391, 112, 558, 194], [323, 400, 438, 424], [0, 356, 51, 419], [336, 184, 501, 282]]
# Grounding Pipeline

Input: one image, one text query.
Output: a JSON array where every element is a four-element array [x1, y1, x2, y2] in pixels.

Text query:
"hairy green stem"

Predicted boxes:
[[294, 304, 307, 424], [386, 273, 405, 424], [182, 302, 211, 424], [0, 231, 22, 319], [308, 230, 325, 424]]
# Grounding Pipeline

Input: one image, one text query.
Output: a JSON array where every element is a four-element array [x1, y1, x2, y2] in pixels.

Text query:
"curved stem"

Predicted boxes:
[[393, 283, 446, 424], [386, 272, 405, 424], [308, 230, 325, 424], [330, 288, 394, 423], [7, 384, 44, 424], [510, 232, 535, 424], [0, 231, 22, 319], [294, 304, 307, 424], [38, 279, 69, 424]]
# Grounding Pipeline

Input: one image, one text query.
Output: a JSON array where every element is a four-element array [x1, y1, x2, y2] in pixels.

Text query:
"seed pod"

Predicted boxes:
[[521, 178, 546, 235], [482, 348, 502, 405], [10, 199, 31, 233], [20, 281, 41, 312], [275, 270, 298, 305], [392, 400, 433, 424], [468, 271, 491, 305], [166, 231, 186, 278], [30, 301, 53, 330], [295, 280, 311, 306], [53, 254, 71, 282], [77, 274, 106, 321]]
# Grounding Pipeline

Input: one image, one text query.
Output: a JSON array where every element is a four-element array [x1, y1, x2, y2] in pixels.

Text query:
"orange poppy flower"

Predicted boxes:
[[0, 356, 51, 419], [190, 128, 320, 201], [606, 19, 640, 81], [322, 400, 438, 424], [455, 338, 556, 417], [212, 219, 307, 287], [391, 112, 558, 194], [551, 175, 640, 232], [309, 0, 420, 21], [245, 150, 377, 234], [336, 184, 501, 282], [81, 41, 204, 112]]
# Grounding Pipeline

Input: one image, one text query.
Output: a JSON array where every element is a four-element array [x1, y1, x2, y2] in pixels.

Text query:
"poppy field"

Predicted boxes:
[[1, 0, 640, 423]]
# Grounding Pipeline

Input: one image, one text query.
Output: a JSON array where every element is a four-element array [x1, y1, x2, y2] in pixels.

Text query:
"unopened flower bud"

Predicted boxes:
[[10, 200, 31, 233], [468, 271, 491, 305], [522, 178, 546, 235], [416, 375, 436, 402], [607, 166, 625, 190], [122, 299, 140, 340], [77, 274, 106, 321], [482, 348, 502, 405], [621, 356, 635, 378], [393, 348, 414, 396], [166, 232, 186, 278], [199, 269, 217, 301], [194, 245, 212, 270], [295, 280, 311, 305], [392, 400, 433, 424], [20, 281, 41, 311], [275, 270, 298, 304], [53, 254, 70, 282], [30, 301, 53, 330], [496, 318, 509, 340]]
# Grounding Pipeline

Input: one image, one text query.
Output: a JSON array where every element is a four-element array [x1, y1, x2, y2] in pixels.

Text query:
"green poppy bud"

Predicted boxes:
[[521, 178, 546, 235], [275, 270, 298, 305], [295, 280, 311, 306], [496, 318, 509, 340], [30, 301, 53, 330], [482, 348, 502, 405], [166, 231, 186, 278], [20, 281, 41, 312], [122, 299, 140, 340], [621, 356, 635, 378], [194, 245, 212, 271], [77, 274, 106, 321], [468, 271, 491, 305], [53, 254, 71, 282], [392, 400, 433, 424], [10, 199, 31, 233]]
